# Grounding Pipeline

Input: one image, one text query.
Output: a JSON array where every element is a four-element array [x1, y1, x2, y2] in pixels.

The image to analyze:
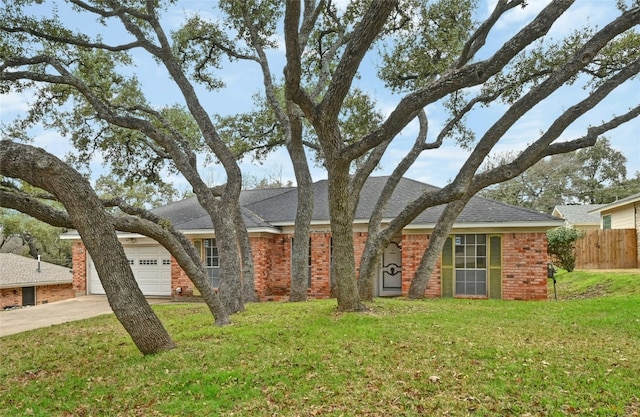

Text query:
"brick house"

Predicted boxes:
[[0, 253, 74, 308], [65, 177, 562, 301]]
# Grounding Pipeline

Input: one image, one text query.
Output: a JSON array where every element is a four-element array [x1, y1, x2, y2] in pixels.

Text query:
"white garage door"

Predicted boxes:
[[88, 245, 172, 296]]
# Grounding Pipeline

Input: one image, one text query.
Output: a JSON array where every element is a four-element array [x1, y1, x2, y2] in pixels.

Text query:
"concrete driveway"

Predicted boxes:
[[0, 295, 171, 337]]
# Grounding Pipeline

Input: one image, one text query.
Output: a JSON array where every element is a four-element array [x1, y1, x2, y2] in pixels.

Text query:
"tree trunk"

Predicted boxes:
[[0, 141, 175, 355], [327, 166, 366, 311], [3, 184, 232, 327], [211, 198, 245, 313], [288, 105, 313, 302], [235, 207, 256, 302], [358, 111, 430, 300], [408, 198, 469, 299], [357, 235, 387, 301]]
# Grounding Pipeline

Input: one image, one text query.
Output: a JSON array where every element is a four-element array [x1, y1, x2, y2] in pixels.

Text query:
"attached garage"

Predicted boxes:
[[88, 245, 172, 296]]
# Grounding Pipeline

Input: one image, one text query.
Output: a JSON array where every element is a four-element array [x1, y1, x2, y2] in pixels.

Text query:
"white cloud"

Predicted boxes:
[[488, 0, 552, 31], [165, 4, 220, 29], [0, 91, 32, 116]]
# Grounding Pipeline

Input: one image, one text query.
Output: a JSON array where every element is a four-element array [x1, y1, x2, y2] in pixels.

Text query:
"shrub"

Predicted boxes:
[[547, 226, 585, 272]]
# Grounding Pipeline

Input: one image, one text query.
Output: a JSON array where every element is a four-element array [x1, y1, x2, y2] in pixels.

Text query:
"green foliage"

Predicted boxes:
[[171, 15, 228, 90], [2, 296, 640, 415], [242, 169, 293, 190], [481, 137, 632, 211], [572, 138, 628, 203], [217, 86, 384, 171], [218, 0, 282, 48], [547, 226, 585, 272], [94, 175, 181, 209], [215, 92, 285, 162], [481, 152, 576, 213], [379, 0, 476, 91], [0, 209, 71, 266]]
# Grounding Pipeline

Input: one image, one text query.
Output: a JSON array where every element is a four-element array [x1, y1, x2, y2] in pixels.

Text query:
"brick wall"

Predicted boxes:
[[171, 257, 194, 297], [257, 232, 334, 301], [401, 234, 441, 298], [262, 234, 291, 300], [309, 233, 332, 299], [72, 241, 87, 295], [0, 288, 21, 308], [1, 284, 74, 308], [502, 232, 549, 300], [34, 284, 75, 305], [251, 236, 276, 300], [71, 230, 550, 302], [353, 232, 368, 278], [636, 203, 640, 267]]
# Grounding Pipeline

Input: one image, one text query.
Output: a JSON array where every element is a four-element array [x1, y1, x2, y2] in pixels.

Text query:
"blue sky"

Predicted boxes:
[[1, 0, 638, 192]]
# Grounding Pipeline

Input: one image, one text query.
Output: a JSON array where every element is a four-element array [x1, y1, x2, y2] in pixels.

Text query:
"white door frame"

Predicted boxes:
[[378, 240, 402, 296]]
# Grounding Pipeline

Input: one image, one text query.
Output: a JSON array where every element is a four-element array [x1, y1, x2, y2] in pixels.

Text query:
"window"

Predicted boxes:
[[454, 234, 487, 296], [329, 237, 334, 287], [139, 259, 158, 266], [603, 214, 612, 230], [204, 238, 220, 287]]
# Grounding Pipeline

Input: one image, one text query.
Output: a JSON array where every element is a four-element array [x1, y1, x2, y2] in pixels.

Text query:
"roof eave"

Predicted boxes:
[[404, 220, 564, 230], [0, 279, 73, 289], [589, 199, 640, 214], [176, 227, 282, 235]]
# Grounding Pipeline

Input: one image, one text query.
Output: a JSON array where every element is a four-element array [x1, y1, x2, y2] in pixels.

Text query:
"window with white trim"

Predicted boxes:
[[454, 234, 487, 296], [204, 238, 220, 287]]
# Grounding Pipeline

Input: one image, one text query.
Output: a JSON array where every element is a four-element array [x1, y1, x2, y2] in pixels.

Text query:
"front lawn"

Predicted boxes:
[[1, 283, 639, 416]]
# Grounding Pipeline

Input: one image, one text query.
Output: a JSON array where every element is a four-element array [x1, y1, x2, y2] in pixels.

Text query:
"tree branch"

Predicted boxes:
[[0, 25, 142, 52], [454, 0, 525, 68], [319, 0, 396, 122], [345, 0, 577, 161], [284, 1, 318, 122]]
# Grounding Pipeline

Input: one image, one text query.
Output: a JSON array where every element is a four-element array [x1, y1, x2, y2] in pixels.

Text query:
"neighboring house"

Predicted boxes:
[[552, 204, 605, 231], [64, 177, 563, 302], [0, 253, 74, 309], [588, 192, 640, 267], [589, 192, 640, 231]]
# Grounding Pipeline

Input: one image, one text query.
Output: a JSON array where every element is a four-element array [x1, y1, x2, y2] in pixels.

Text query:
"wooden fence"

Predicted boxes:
[[575, 229, 638, 269]]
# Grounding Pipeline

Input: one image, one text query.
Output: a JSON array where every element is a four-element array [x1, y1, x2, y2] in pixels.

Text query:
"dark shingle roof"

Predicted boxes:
[[152, 176, 559, 230], [152, 197, 274, 229]]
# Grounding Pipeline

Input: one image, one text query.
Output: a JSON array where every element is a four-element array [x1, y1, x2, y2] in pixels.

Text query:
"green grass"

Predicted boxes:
[[2, 271, 640, 416], [549, 268, 640, 299]]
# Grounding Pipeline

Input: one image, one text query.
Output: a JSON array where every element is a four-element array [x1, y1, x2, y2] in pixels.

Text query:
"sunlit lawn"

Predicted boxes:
[[1, 270, 639, 416]]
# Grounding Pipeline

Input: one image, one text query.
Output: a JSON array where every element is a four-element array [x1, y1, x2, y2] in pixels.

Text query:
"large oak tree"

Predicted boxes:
[[2, 0, 639, 317]]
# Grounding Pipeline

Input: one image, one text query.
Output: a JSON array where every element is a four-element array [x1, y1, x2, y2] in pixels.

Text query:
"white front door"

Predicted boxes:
[[88, 245, 172, 296], [378, 241, 402, 296]]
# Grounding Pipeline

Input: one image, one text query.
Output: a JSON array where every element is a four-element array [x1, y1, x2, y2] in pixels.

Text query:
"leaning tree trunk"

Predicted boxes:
[[235, 207, 256, 302], [358, 110, 430, 301], [408, 198, 469, 299], [0, 141, 175, 355]]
